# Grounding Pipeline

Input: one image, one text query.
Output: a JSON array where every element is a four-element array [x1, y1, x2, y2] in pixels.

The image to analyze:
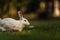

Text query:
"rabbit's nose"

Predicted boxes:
[[27, 23, 30, 25]]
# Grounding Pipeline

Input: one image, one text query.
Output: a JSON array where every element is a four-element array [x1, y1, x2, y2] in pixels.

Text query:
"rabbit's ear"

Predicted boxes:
[[18, 11, 23, 20]]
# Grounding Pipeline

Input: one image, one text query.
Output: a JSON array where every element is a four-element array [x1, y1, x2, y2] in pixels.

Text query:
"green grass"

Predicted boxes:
[[0, 20, 60, 40]]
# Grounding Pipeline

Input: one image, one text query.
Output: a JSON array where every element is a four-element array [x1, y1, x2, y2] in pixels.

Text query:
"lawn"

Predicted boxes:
[[0, 19, 60, 40]]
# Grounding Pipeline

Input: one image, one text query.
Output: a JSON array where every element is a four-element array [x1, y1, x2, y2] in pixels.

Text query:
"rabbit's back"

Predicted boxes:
[[1, 18, 23, 28]]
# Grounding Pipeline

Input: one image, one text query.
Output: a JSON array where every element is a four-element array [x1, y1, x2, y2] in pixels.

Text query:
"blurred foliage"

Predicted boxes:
[[40, 1, 45, 12], [0, 0, 30, 19], [0, 0, 56, 19]]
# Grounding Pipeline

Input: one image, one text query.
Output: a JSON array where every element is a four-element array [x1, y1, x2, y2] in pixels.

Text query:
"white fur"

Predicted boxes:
[[0, 18, 30, 32]]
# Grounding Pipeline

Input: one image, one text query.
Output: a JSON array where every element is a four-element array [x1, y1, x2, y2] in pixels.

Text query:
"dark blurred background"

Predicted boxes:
[[0, 0, 60, 20]]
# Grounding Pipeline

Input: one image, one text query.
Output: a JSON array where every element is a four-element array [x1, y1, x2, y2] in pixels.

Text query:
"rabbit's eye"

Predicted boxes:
[[24, 20, 26, 22]]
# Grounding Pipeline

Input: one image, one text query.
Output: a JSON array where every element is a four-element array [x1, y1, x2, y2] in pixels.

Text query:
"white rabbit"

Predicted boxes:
[[0, 11, 30, 32]]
